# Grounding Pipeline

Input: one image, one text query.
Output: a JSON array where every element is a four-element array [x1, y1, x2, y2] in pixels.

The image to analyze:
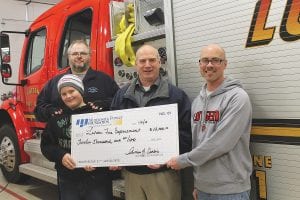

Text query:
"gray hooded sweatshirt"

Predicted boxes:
[[177, 77, 252, 194]]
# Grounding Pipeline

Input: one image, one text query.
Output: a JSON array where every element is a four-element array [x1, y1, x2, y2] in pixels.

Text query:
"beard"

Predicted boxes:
[[71, 62, 89, 73]]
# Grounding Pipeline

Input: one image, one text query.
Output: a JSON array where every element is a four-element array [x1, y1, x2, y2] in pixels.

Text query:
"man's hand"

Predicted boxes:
[[84, 165, 96, 172], [147, 164, 162, 169], [193, 188, 198, 200], [88, 102, 104, 111], [88, 99, 111, 111], [62, 153, 76, 170], [109, 166, 122, 170], [166, 156, 181, 170], [50, 108, 63, 116]]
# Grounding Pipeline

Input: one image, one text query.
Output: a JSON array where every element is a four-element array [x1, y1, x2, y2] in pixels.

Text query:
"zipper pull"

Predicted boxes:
[[201, 123, 206, 131]]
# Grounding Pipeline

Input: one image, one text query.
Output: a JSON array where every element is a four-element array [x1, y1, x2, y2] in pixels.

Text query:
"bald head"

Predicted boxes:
[[201, 44, 226, 60]]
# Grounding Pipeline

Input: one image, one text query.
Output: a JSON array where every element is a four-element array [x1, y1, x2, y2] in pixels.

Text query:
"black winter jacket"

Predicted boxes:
[[111, 77, 192, 174], [34, 68, 119, 122], [40, 105, 111, 180]]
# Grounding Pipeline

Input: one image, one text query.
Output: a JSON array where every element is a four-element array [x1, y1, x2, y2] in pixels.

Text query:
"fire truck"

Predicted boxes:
[[0, 0, 299, 199]]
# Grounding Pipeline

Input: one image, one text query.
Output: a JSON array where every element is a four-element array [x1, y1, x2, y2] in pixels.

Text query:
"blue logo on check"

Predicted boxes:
[[76, 118, 89, 127]]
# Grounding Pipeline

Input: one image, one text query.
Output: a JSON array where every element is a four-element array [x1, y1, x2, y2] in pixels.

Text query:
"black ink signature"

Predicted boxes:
[[125, 147, 145, 155], [147, 147, 160, 154]]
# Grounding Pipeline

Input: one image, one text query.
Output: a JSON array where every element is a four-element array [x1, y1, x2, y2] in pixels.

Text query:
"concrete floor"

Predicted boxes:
[[0, 171, 58, 200]]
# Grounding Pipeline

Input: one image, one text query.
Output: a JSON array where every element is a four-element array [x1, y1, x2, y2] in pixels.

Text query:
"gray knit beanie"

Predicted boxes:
[[57, 74, 84, 95]]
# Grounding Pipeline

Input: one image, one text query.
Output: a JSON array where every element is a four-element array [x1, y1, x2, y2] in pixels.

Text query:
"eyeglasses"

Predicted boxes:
[[137, 58, 158, 64], [199, 57, 224, 65], [69, 52, 89, 57]]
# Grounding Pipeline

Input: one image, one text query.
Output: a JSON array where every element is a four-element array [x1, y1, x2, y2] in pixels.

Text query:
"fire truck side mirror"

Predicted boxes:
[[1, 63, 12, 78], [0, 33, 11, 64]]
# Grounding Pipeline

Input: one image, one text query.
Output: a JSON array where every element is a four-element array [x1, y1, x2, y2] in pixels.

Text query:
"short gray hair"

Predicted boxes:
[[67, 40, 90, 55]]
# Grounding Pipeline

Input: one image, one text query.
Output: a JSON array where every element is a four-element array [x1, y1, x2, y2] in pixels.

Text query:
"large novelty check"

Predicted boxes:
[[71, 104, 179, 167]]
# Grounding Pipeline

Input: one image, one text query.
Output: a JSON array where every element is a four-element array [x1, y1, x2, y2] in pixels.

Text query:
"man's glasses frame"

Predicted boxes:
[[69, 52, 90, 57], [199, 57, 224, 65]]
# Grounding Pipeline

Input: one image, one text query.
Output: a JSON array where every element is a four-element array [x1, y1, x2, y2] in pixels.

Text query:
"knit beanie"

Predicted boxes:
[[57, 74, 84, 95]]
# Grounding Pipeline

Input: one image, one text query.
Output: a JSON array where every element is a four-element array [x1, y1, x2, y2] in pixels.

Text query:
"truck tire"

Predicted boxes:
[[0, 124, 28, 183]]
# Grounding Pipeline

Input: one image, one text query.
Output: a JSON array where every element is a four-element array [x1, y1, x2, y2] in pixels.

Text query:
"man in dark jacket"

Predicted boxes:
[[110, 44, 192, 200], [34, 40, 119, 122]]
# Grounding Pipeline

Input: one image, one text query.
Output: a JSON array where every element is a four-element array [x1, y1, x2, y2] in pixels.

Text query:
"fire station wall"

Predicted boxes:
[[171, 0, 300, 120], [0, 1, 54, 103]]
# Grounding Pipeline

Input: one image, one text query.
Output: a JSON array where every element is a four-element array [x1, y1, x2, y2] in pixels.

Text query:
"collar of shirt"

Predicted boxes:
[[135, 76, 161, 93]]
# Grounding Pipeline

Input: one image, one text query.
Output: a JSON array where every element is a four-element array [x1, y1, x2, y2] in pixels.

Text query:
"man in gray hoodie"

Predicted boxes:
[[167, 44, 252, 200]]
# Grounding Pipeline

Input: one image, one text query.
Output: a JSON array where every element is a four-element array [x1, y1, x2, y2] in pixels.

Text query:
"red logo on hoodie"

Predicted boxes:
[[193, 112, 201, 121], [193, 111, 220, 122]]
